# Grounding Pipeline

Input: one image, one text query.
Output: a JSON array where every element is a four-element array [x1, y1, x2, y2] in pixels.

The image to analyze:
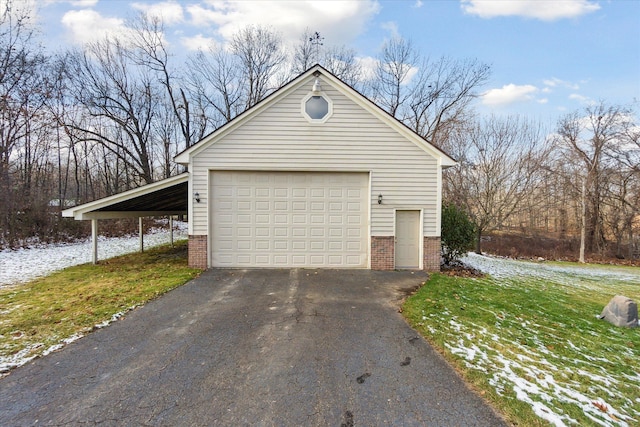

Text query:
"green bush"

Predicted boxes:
[[441, 203, 476, 265]]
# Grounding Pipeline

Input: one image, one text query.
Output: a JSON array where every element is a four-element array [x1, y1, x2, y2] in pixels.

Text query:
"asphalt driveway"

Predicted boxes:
[[0, 269, 507, 426]]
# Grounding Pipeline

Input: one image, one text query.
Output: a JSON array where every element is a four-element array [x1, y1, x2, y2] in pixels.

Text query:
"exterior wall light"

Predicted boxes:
[[312, 78, 322, 95], [194, 192, 201, 203], [378, 194, 383, 204]]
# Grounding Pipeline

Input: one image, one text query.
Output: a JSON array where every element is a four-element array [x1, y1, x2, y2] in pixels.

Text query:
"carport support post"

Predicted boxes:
[[91, 219, 98, 265], [139, 217, 144, 253], [169, 216, 174, 248]]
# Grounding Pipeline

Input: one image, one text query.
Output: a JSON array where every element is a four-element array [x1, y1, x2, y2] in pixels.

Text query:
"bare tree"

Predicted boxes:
[[292, 29, 321, 73], [443, 116, 551, 253], [370, 36, 417, 118], [64, 38, 158, 185], [322, 45, 362, 88], [555, 102, 633, 260], [292, 29, 361, 86], [603, 168, 639, 258], [369, 36, 490, 147], [186, 48, 244, 129], [128, 15, 207, 150], [230, 25, 287, 110], [0, 0, 50, 245]]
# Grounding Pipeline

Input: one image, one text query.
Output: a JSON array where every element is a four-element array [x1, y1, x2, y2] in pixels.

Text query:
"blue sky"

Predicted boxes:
[[36, 0, 640, 124]]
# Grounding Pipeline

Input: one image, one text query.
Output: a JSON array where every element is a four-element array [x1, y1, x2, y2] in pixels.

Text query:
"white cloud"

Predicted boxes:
[[413, 0, 424, 8], [569, 93, 596, 105], [185, 0, 380, 48], [131, 1, 185, 25], [357, 56, 378, 81], [43, 0, 99, 6], [482, 83, 539, 106], [543, 77, 580, 90], [380, 21, 400, 38], [61, 9, 129, 44], [181, 34, 218, 51], [461, 0, 600, 21]]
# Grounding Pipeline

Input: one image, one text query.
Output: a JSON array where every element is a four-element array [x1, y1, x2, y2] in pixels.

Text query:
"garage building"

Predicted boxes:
[[176, 65, 455, 271], [63, 65, 455, 271]]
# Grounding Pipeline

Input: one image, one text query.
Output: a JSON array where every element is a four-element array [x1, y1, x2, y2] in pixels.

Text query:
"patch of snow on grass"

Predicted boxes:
[[462, 253, 640, 289], [0, 221, 187, 288], [0, 306, 135, 377], [0, 346, 38, 375], [444, 255, 639, 427]]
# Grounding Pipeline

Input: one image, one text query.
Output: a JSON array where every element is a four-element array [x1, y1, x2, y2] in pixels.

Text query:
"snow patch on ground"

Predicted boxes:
[[1, 224, 188, 376], [446, 318, 635, 427], [447, 253, 640, 427], [462, 252, 640, 287], [0, 307, 134, 376], [0, 221, 187, 288]]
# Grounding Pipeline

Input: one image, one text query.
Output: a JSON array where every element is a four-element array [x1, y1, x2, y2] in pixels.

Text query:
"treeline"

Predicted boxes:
[[442, 107, 639, 260], [0, 2, 638, 260]]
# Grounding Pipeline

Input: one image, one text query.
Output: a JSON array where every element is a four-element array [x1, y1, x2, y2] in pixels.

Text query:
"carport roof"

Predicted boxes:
[[62, 173, 188, 220]]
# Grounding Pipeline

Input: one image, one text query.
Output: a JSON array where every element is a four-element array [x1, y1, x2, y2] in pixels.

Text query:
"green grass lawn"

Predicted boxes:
[[403, 258, 640, 427], [0, 241, 201, 374]]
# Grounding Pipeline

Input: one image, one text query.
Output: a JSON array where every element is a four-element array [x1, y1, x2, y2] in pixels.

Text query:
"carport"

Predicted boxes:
[[62, 173, 188, 264]]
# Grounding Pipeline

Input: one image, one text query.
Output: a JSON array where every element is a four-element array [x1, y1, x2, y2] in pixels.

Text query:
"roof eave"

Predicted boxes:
[[62, 173, 189, 220]]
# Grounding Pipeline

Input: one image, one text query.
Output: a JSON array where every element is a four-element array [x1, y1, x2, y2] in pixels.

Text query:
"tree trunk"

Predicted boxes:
[[579, 180, 586, 263], [475, 228, 483, 254]]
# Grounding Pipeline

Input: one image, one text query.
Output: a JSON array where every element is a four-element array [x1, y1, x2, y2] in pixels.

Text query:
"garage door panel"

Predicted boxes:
[[274, 240, 288, 250], [292, 188, 307, 197], [255, 201, 270, 210], [255, 255, 270, 264], [292, 255, 306, 264], [237, 187, 251, 197], [237, 214, 251, 223], [329, 228, 343, 237], [237, 201, 251, 210], [237, 240, 252, 250], [211, 171, 368, 268], [274, 255, 287, 265], [237, 227, 251, 237], [255, 240, 270, 250], [274, 228, 288, 237], [292, 201, 307, 211], [292, 228, 306, 237]]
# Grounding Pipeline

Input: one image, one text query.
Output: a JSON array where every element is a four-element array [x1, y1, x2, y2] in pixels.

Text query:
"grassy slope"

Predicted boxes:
[[403, 267, 640, 427], [0, 241, 201, 372]]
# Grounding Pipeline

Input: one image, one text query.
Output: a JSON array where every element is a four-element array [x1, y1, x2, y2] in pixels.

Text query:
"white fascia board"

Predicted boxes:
[[62, 173, 189, 220], [81, 210, 187, 220]]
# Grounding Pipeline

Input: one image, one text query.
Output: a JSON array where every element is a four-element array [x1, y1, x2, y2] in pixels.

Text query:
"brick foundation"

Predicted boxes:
[[371, 236, 395, 270], [423, 236, 441, 272], [188, 235, 208, 269]]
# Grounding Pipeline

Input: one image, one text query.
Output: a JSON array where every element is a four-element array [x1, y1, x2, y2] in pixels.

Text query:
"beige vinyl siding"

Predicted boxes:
[[190, 76, 439, 237]]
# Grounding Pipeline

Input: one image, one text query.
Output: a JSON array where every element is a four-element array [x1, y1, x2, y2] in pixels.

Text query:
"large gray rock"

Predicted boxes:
[[599, 295, 638, 328]]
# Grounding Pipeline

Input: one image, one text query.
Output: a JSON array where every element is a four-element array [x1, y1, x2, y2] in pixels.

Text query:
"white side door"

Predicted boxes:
[[395, 210, 421, 269]]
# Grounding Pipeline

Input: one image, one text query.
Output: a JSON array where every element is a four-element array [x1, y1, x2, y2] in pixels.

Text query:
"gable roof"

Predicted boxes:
[[175, 64, 456, 167]]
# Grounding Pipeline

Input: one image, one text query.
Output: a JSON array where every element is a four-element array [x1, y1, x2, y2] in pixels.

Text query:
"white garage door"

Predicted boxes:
[[211, 171, 369, 268]]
